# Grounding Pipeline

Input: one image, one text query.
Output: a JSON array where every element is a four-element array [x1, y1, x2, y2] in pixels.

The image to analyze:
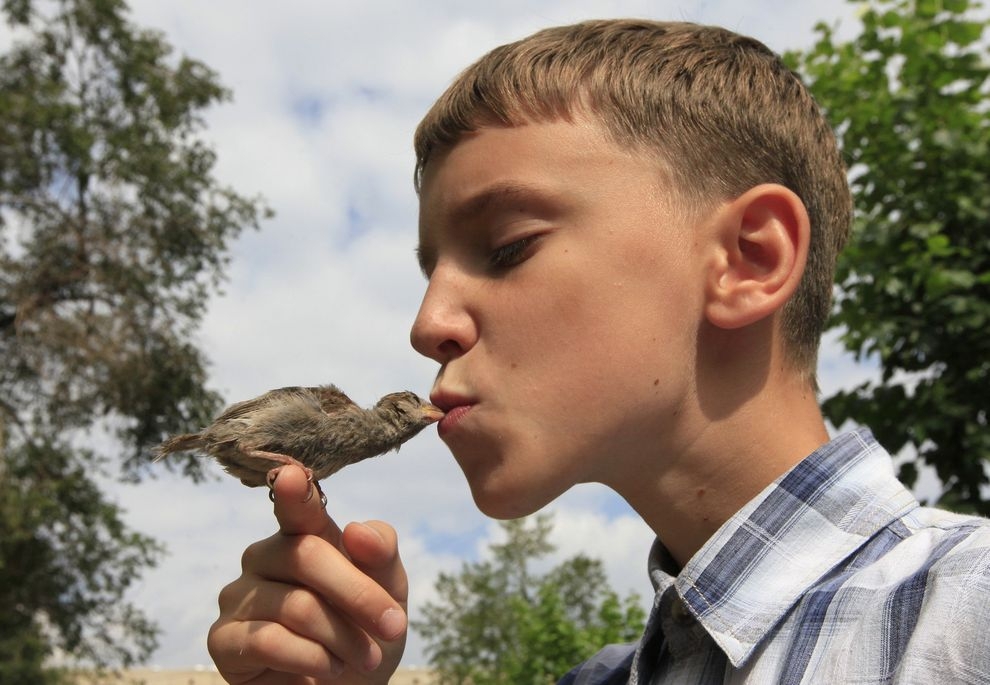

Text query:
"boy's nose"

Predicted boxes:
[[410, 271, 477, 363]]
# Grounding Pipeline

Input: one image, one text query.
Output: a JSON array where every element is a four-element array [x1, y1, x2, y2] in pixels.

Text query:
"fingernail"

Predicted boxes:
[[363, 642, 384, 672], [329, 657, 346, 677], [378, 607, 406, 640], [359, 520, 386, 543]]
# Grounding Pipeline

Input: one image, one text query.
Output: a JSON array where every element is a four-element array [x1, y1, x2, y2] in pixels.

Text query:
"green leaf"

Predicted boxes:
[[795, 0, 990, 515], [413, 515, 646, 684], [0, 0, 269, 676]]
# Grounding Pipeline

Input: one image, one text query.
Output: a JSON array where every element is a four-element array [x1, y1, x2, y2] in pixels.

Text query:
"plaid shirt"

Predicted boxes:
[[559, 429, 990, 684]]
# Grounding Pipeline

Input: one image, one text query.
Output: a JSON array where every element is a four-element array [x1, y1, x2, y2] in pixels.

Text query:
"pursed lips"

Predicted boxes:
[[430, 389, 477, 437]]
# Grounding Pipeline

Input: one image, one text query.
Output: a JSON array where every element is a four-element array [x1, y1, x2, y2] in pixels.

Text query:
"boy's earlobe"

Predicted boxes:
[[704, 184, 810, 330]]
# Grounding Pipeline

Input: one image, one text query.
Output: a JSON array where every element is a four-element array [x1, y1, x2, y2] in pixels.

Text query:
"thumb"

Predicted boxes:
[[342, 520, 409, 606], [270, 464, 342, 544]]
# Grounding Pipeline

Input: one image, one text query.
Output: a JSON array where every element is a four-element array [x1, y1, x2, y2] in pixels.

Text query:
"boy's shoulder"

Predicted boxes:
[[901, 505, 990, 626], [896, 503, 990, 576], [832, 501, 990, 619], [869, 505, 990, 681]]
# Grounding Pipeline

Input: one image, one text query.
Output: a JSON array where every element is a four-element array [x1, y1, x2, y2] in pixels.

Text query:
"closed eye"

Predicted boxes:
[[489, 234, 543, 271], [416, 244, 436, 279]]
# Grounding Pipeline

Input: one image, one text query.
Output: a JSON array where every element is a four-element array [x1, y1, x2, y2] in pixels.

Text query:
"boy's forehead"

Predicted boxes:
[[417, 117, 635, 203], [416, 118, 677, 219]]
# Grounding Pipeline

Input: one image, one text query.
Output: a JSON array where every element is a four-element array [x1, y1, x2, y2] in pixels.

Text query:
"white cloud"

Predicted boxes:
[[547, 494, 658, 606]]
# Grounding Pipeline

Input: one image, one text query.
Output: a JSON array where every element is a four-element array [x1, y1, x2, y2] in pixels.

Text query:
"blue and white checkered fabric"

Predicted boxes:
[[559, 429, 990, 684]]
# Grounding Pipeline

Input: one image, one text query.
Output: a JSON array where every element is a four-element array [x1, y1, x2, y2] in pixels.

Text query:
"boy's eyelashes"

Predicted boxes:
[[488, 234, 543, 271], [416, 228, 550, 279]]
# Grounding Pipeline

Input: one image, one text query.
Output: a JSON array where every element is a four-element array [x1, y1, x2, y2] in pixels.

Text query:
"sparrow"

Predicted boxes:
[[155, 384, 444, 502]]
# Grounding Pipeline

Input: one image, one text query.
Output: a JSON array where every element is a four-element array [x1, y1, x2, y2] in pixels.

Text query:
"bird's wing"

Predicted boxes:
[[309, 384, 359, 415], [154, 432, 205, 459], [215, 386, 322, 422]]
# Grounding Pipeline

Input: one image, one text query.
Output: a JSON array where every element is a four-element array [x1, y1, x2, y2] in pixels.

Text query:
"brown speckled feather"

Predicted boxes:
[[155, 384, 443, 488]]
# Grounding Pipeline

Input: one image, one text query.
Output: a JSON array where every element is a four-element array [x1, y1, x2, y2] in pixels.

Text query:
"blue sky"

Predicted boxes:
[[6, 0, 897, 670]]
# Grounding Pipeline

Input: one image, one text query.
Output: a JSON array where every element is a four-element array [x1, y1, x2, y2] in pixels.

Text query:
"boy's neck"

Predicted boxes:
[[614, 333, 829, 569]]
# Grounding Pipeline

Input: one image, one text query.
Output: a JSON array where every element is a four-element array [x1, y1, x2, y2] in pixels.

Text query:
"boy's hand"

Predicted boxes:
[[207, 464, 408, 684]]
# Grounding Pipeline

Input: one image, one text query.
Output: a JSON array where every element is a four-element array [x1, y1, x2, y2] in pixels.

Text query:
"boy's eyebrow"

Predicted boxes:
[[416, 181, 552, 277], [449, 181, 549, 224]]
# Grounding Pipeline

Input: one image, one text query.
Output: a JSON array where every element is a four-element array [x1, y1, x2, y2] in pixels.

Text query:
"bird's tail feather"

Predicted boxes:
[[154, 433, 205, 461]]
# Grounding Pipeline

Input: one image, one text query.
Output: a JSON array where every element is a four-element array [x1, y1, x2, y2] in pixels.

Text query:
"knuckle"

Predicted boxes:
[[205, 621, 226, 661], [243, 622, 278, 658], [281, 586, 324, 626], [240, 539, 267, 570], [346, 577, 377, 611], [206, 619, 248, 669], [292, 532, 333, 565], [216, 580, 241, 611]]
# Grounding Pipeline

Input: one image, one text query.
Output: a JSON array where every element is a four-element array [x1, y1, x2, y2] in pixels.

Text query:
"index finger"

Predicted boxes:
[[270, 464, 342, 544]]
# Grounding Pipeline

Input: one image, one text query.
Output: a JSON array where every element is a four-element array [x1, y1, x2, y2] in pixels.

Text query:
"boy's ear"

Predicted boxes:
[[704, 184, 810, 330]]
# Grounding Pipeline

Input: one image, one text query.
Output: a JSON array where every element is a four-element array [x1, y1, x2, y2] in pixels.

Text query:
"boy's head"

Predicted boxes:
[[414, 19, 852, 383]]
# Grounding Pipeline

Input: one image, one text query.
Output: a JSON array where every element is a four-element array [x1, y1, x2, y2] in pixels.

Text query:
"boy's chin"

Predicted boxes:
[[465, 472, 571, 520], [474, 497, 538, 520]]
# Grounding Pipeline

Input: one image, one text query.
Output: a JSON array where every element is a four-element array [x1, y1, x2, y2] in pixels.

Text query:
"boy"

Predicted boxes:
[[207, 20, 990, 684]]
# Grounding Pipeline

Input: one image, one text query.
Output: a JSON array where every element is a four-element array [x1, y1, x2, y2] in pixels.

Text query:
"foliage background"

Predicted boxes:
[[414, 515, 646, 685], [788, 0, 990, 515], [1, 0, 267, 677]]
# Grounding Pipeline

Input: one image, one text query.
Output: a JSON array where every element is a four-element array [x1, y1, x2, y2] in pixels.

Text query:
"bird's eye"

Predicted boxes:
[[489, 234, 542, 271]]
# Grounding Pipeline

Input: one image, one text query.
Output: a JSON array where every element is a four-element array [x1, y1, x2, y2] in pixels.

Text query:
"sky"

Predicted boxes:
[[3, 0, 901, 671]]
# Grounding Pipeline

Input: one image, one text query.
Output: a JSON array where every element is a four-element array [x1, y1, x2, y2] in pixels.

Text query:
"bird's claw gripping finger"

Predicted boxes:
[[265, 462, 314, 489], [312, 480, 328, 507], [267, 466, 327, 507], [266, 466, 282, 490], [267, 481, 327, 507]]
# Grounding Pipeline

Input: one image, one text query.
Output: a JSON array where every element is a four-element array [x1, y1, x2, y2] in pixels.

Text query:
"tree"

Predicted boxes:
[[414, 514, 647, 685], [0, 0, 269, 678], [786, 0, 990, 513]]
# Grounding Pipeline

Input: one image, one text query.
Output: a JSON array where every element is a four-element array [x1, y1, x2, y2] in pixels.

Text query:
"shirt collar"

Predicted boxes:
[[648, 428, 919, 667]]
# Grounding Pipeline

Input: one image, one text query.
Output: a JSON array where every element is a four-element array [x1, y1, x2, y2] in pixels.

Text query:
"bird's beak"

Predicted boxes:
[[421, 403, 445, 423]]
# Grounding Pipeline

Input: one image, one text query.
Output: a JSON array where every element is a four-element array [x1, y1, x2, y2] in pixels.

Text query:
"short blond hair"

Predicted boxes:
[[414, 19, 852, 380]]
